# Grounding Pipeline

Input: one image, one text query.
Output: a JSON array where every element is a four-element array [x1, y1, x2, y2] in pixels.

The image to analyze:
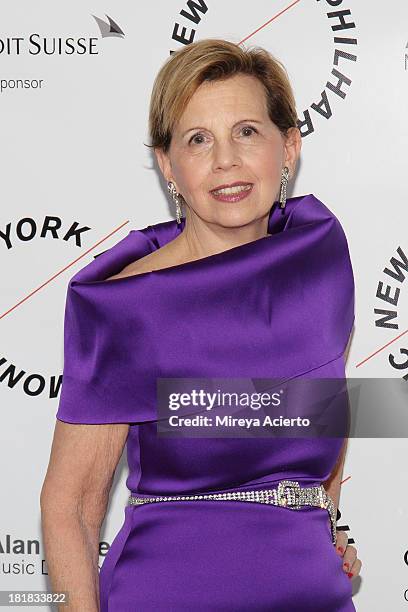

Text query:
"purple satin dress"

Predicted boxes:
[[56, 194, 356, 611]]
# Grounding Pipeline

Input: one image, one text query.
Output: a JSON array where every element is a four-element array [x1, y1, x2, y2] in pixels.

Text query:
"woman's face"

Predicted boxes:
[[156, 73, 301, 229]]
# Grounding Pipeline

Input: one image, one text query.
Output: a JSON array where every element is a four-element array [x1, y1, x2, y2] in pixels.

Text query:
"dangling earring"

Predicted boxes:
[[278, 166, 290, 210], [167, 180, 183, 224]]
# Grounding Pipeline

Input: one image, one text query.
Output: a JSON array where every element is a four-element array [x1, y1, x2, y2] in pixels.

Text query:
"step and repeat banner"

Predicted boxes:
[[1, 1, 407, 610]]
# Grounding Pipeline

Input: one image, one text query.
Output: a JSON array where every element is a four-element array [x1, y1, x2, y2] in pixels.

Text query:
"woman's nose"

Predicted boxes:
[[211, 139, 241, 171]]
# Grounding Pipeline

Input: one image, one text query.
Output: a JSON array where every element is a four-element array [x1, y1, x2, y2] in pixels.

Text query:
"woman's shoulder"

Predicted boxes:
[[62, 212, 182, 287], [105, 235, 186, 281]]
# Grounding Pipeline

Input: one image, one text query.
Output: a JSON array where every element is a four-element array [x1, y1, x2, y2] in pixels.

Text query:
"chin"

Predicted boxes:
[[211, 210, 263, 229]]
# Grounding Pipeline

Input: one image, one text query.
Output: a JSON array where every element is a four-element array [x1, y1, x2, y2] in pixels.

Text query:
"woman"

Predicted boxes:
[[41, 38, 361, 611]]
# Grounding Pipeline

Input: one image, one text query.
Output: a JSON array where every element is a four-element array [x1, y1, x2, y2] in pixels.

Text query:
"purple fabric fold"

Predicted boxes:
[[56, 193, 354, 425]]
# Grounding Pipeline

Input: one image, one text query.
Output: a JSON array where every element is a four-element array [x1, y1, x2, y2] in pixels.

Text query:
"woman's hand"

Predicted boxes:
[[335, 530, 362, 580]]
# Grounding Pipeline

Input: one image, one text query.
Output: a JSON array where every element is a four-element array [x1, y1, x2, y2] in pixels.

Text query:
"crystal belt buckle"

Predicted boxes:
[[276, 480, 301, 509]]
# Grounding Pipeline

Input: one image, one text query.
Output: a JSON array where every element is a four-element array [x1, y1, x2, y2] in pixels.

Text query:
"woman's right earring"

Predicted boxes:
[[278, 166, 290, 210], [167, 180, 183, 224]]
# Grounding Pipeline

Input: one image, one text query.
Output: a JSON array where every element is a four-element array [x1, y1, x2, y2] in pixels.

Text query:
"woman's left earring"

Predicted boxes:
[[167, 181, 183, 224], [278, 166, 290, 210]]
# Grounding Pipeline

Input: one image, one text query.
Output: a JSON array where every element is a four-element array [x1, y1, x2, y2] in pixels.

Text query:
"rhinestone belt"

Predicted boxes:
[[128, 480, 337, 545]]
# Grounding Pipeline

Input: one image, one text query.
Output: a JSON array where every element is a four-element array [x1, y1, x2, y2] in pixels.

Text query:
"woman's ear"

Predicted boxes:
[[154, 147, 172, 183], [283, 127, 302, 176]]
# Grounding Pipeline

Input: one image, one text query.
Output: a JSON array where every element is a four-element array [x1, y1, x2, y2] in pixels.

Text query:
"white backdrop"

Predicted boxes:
[[1, 1, 407, 610]]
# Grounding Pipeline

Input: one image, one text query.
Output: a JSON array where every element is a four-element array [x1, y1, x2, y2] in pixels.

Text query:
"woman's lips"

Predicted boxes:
[[209, 184, 254, 202]]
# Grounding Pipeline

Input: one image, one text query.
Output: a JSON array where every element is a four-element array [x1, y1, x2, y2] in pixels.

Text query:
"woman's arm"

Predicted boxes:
[[323, 327, 354, 513], [40, 421, 129, 612], [324, 327, 362, 582], [322, 437, 347, 515]]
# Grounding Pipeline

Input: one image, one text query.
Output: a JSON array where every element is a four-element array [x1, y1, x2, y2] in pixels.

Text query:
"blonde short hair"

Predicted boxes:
[[147, 38, 298, 153]]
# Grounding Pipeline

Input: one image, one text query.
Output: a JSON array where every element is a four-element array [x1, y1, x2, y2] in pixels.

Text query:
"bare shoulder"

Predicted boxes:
[[105, 238, 185, 281]]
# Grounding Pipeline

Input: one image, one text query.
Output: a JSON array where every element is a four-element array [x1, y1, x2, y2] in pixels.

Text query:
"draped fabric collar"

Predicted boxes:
[[69, 193, 342, 286], [58, 193, 355, 424]]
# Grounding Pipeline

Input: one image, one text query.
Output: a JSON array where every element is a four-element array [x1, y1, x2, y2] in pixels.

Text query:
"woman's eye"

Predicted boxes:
[[189, 133, 206, 145], [241, 126, 258, 137]]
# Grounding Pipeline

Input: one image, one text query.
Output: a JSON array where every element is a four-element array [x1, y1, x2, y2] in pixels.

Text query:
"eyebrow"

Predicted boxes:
[[181, 119, 264, 137]]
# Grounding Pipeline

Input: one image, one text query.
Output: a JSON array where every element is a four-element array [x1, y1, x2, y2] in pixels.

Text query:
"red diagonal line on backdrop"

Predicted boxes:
[[0, 4, 300, 317], [341, 475, 351, 486], [0, 220, 129, 320], [355, 328, 408, 367], [238, 0, 302, 45]]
